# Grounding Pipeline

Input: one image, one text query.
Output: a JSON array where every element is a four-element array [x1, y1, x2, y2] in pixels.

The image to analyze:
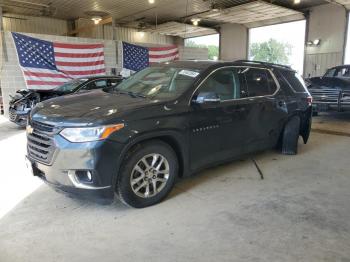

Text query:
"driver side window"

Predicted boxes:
[[198, 68, 242, 101]]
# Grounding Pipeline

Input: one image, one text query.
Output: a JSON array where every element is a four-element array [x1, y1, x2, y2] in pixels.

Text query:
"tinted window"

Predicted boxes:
[[199, 68, 242, 101], [324, 68, 336, 77], [107, 79, 120, 87], [54, 79, 85, 93], [83, 80, 107, 90], [334, 67, 350, 78], [275, 71, 294, 96], [244, 68, 277, 97], [281, 70, 307, 93]]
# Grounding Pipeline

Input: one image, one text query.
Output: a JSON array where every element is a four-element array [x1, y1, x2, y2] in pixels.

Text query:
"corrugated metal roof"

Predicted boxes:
[[1, 0, 326, 22], [192, 1, 303, 25], [0, 0, 329, 38], [144, 22, 217, 38]]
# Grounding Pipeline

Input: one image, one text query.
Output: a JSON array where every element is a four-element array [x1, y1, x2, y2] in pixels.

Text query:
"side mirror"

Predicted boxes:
[[192, 92, 221, 105]]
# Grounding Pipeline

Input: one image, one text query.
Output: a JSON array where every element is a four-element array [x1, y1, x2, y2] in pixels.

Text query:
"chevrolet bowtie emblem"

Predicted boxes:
[[26, 125, 34, 135]]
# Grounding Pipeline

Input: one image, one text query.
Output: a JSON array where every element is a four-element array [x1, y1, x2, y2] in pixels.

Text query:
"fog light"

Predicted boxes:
[[67, 170, 110, 190], [76, 170, 93, 183]]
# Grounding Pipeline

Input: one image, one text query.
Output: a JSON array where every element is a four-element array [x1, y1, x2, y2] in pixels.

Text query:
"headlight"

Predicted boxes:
[[60, 124, 125, 143]]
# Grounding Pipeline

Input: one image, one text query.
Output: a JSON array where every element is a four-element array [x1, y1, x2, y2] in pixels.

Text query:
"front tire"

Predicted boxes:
[[116, 140, 178, 208], [281, 116, 301, 155]]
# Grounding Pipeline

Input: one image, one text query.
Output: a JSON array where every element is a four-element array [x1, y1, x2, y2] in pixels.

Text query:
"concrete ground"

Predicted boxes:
[[0, 113, 349, 262]]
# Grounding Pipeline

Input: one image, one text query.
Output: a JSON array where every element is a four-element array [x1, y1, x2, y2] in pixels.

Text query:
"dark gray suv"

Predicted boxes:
[[26, 60, 312, 208]]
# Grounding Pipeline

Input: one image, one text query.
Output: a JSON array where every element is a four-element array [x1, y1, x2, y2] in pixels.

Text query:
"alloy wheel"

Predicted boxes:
[[130, 153, 170, 198]]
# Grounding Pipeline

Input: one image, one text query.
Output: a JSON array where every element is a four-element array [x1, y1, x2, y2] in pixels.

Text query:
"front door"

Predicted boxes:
[[189, 67, 249, 171]]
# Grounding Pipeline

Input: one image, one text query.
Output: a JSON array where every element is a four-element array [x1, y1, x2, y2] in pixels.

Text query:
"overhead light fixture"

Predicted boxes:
[[313, 39, 321, 46], [294, 0, 301, 4], [306, 39, 321, 47], [306, 41, 313, 46], [138, 31, 145, 38], [191, 18, 201, 26], [91, 16, 102, 25], [148, 0, 155, 4], [211, 2, 220, 12]]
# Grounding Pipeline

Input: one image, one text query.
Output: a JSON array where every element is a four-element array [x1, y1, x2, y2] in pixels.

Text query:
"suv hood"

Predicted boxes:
[[31, 90, 159, 125]]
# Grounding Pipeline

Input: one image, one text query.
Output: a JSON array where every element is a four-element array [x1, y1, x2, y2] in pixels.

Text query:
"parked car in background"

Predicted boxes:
[[26, 60, 312, 208], [9, 76, 123, 127], [306, 65, 350, 115]]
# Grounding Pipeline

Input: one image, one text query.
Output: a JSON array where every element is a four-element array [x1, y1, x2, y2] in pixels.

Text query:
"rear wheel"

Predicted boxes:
[[281, 116, 301, 155], [116, 141, 178, 208]]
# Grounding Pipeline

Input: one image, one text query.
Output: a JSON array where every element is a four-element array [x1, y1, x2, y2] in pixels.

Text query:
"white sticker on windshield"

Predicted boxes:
[[179, 70, 199, 78]]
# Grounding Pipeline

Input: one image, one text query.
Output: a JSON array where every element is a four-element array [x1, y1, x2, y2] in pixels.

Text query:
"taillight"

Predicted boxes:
[[307, 96, 313, 106]]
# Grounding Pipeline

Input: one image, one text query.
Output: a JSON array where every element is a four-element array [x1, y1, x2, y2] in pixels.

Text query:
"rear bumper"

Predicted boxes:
[[27, 135, 126, 203]]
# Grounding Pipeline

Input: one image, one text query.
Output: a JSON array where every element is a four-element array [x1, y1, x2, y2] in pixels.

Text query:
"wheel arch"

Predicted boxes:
[[112, 131, 188, 190]]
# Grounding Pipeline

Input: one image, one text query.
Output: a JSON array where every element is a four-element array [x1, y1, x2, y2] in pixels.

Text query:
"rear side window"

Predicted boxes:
[[281, 70, 307, 93], [244, 68, 277, 97]]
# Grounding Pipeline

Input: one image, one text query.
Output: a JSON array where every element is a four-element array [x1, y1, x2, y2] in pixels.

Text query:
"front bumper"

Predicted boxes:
[[9, 108, 29, 126], [27, 135, 125, 203], [313, 101, 350, 112]]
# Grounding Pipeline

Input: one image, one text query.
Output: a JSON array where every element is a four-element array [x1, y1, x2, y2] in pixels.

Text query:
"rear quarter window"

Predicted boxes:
[[280, 70, 307, 93], [244, 68, 277, 97]]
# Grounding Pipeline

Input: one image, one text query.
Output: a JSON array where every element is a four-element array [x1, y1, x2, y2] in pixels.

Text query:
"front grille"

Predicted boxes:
[[27, 121, 56, 164], [309, 88, 350, 107], [309, 88, 342, 103]]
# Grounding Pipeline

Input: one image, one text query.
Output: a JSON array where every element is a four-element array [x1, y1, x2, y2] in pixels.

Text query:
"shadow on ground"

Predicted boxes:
[[0, 120, 24, 141]]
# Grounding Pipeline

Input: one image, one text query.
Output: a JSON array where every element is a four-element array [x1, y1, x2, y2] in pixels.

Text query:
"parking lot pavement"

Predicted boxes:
[[0, 116, 26, 141], [312, 111, 350, 135], [0, 116, 42, 219], [0, 114, 349, 262]]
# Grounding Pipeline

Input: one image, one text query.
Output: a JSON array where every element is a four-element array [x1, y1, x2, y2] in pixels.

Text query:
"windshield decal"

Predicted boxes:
[[179, 70, 199, 78]]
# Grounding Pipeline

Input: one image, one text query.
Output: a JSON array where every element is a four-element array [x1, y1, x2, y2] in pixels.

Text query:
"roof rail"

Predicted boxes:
[[234, 60, 293, 70]]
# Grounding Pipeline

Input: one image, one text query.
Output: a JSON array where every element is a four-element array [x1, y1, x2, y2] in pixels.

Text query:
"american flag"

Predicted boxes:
[[12, 32, 106, 89], [122, 41, 179, 72]]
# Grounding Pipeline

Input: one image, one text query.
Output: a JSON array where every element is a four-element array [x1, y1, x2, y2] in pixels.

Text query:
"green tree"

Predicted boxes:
[[186, 40, 219, 60], [250, 39, 292, 65]]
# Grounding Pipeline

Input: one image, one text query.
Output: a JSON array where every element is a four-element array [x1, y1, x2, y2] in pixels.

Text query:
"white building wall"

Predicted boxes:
[[178, 46, 209, 60], [2, 14, 68, 36], [304, 4, 347, 77]]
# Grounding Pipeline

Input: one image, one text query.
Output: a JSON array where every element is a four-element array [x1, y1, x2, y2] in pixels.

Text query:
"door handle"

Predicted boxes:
[[277, 100, 284, 107]]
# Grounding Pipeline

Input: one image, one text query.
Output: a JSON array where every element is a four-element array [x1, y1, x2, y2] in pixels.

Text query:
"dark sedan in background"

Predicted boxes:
[[307, 65, 350, 115], [9, 76, 123, 127]]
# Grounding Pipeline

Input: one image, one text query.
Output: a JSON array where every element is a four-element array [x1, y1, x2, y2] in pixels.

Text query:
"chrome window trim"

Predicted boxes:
[[189, 65, 281, 105]]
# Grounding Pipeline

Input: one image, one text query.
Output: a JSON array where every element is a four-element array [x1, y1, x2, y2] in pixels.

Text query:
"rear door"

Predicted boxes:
[[241, 67, 287, 153]]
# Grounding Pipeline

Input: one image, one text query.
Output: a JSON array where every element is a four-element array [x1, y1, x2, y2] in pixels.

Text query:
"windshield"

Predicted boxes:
[[324, 68, 336, 77], [325, 67, 350, 78], [54, 79, 86, 92], [110, 67, 201, 100]]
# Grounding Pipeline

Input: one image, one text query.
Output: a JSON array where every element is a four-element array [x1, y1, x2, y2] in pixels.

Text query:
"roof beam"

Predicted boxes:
[[66, 17, 113, 36]]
